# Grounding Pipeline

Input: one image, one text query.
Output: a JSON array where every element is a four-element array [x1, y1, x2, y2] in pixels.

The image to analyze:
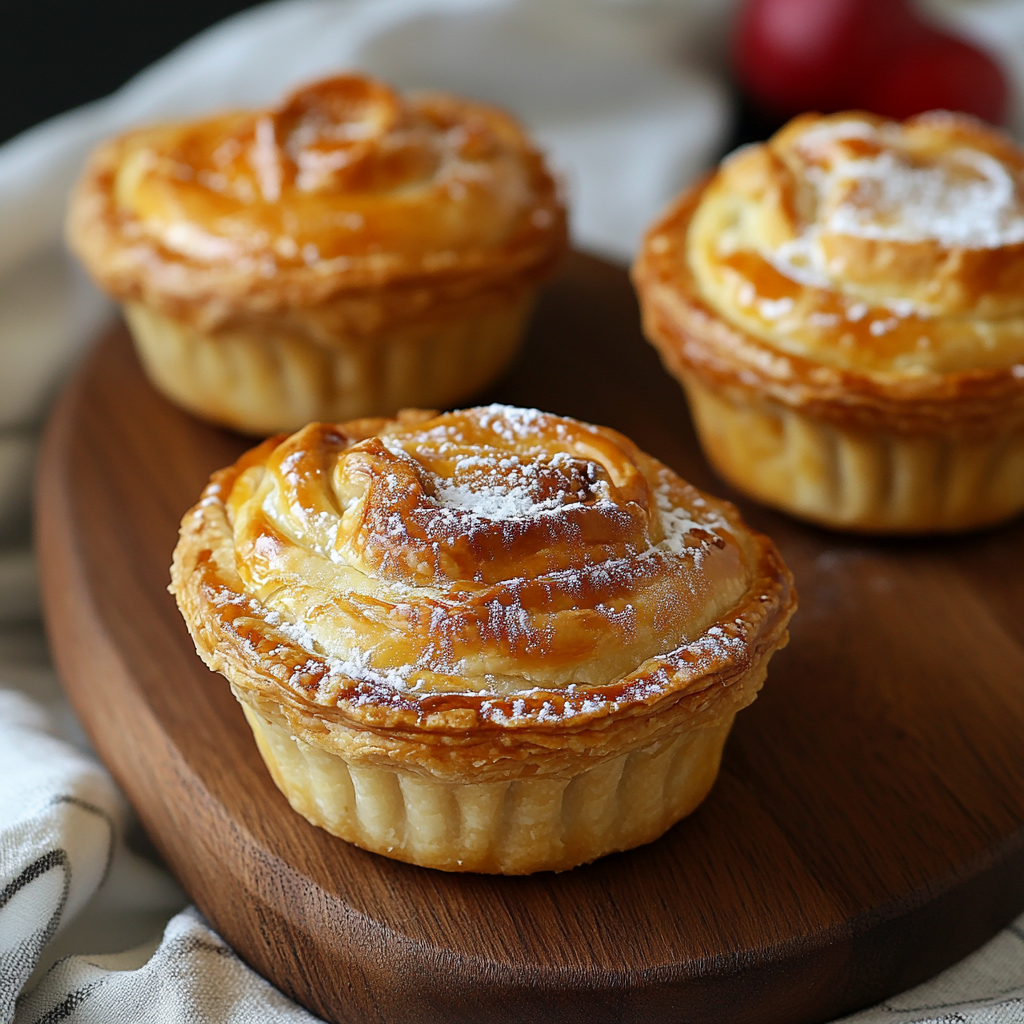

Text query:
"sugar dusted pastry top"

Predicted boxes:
[[68, 74, 566, 329], [171, 406, 793, 745], [662, 111, 1024, 377]]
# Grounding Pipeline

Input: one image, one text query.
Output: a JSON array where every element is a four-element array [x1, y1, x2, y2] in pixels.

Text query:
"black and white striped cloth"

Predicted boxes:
[[0, 690, 318, 1024]]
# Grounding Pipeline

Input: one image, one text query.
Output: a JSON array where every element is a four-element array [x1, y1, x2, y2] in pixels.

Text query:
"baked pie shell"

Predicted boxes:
[[68, 114, 565, 435], [633, 182, 1024, 533], [170, 448, 795, 874]]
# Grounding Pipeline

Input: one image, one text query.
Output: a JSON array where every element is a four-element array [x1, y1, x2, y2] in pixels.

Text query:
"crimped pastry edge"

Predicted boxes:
[[682, 375, 1024, 533], [124, 294, 532, 435], [633, 180, 1024, 440], [239, 700, 740, 873]]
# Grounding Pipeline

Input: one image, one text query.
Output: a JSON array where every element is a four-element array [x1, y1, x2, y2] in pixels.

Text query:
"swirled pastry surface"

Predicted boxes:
[[173, 406, 793, 738], [683, 112, 1024, 376], [68, 75, 565, 326]]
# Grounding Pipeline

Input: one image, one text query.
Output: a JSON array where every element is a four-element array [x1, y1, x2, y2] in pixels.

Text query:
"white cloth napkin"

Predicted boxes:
[[4, 0, 1024, 1021]]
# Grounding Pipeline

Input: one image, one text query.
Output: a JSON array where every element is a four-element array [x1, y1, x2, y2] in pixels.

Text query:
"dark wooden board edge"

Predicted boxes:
[[33, 281, 1024, 1023]]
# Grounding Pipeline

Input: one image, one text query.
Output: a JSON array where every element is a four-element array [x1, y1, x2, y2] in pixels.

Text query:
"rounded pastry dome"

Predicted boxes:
[[659, 111, 1024, 379], [170, 404, 794, 872], [70, 73, 565, 323], [66, 75, 567, 436], [177, 405, 790, 725], [634, 111, 1024, 534]]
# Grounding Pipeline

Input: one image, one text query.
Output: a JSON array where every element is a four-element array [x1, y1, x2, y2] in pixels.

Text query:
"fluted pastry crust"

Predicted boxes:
[[67, 75, 566, 433], [634, 111, 1024, 532], [171, 405, 795, 870]]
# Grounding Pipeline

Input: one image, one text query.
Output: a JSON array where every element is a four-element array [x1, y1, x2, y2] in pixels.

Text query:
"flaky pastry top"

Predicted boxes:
[[171, 406, 793, 751], [635, 112, 1024, 434], [68, 75, 566, 332], [678, 112, 1024, 375]]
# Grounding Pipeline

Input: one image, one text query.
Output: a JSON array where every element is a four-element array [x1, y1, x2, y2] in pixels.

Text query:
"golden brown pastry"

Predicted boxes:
[[170, 404, 795, 873], [68, 75, 566, 434], [634, 110, 1024, 533]]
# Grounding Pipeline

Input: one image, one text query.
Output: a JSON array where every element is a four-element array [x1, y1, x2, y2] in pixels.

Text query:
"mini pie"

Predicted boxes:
[[67, 74, 566, 435], [634, 111, 1024, 533], [170, 404, 795, 873]]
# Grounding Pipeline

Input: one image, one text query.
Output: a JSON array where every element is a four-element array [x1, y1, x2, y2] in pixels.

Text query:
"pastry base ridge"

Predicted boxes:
[[125, 297, 532, 435], [240, 701, 739, 874], [685, 377, 1024, 533]]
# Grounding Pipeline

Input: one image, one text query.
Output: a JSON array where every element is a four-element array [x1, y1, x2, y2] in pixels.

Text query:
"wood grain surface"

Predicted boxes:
[[36, 253, 1024, 1024]]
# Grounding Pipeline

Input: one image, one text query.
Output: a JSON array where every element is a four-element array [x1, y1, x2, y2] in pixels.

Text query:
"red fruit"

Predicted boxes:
[[735, 0, 920, 113], [862, 30, 1008, 124], [734, 0, 1008, 124]]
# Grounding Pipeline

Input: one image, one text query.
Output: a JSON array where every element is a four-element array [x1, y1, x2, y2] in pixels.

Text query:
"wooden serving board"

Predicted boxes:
[[37, 253, 1024, 1024]]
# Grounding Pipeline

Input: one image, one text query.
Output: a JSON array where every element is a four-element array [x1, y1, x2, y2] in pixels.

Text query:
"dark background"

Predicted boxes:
[[0, 0, 262, 144], [1, 0, 783, 151]]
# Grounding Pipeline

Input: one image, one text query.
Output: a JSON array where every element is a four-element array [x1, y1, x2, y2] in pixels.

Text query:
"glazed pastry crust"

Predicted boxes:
[[68, 75, 566, 342], [634, 113, 1024, 439], [170, 407, 795, 783]]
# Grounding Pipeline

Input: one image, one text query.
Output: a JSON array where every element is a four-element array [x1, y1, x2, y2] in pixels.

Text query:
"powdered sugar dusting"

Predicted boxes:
[[768, 120, 1024, 298], [769, 235, 833, 290], [275, 616, 416, 692], [825, 149, 1024, 248], [654, 473, 727, 557], [433, 481, 564, 519], [234, 406, 745, 710], [476, 403, 551, 442], [431, 450, 597, 521], [796, 117, 879, 154]]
